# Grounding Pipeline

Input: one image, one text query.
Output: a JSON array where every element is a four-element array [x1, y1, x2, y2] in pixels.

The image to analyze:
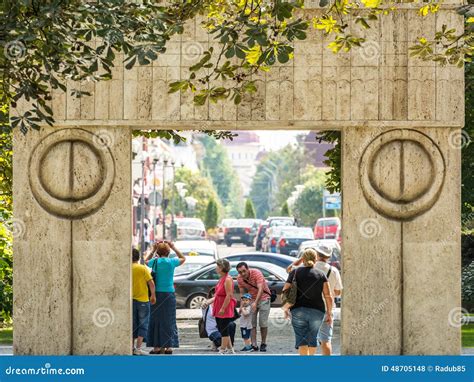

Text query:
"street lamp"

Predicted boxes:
[[161, 153, 169, 239], [170, 158, 177, 240], [134, 149, 149, 263], [150, 148, 160, 242]]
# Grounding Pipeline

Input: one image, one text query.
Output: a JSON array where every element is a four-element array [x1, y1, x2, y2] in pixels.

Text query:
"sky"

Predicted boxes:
[[256, 130, 304, 151]]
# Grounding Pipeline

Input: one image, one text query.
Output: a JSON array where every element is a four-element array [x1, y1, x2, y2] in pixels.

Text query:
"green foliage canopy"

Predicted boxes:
[[244, 199, 256, 219]]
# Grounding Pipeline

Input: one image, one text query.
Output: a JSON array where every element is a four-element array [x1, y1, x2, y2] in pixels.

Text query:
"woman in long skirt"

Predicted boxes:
[[145, 241, 186, 354]]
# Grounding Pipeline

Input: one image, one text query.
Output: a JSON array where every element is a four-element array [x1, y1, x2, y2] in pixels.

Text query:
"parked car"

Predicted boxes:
[[295, 239, 342, 270], [266, 216, 296, 227], [314, 217, 341, 240], [224, 219, 260, 247], [174, 261, 287, 308], [171, 240, 219, 261], [175, 218, 206, 240], [255, 222, 269, 251], [173, 256, 212, 277], [275, 227, 314, 256], [223, 252, 294, 270], [216, 219, 236, 244], [261, 226, 287, 253]]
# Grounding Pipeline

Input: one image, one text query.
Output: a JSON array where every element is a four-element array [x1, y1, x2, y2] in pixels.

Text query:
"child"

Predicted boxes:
[[239, 293, 253, 351], [202, 288, 236, 351]]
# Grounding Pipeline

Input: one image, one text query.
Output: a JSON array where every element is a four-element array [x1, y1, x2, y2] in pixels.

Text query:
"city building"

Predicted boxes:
[[222, 131, 262, 197]]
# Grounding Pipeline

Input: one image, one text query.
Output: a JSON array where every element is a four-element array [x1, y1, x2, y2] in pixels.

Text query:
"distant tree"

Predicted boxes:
[[172, 168, 221, 222], [249, 145, 306, 219], [204, 198, 219, 229], [198, 135, 243, 217], [244, 199, 256, 219], [291, 168, 328, 227], [281, 201, 290, 217]]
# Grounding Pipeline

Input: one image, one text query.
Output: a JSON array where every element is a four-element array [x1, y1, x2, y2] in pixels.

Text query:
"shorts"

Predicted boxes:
[[291, 307, 325, 348], [318, 318, 333, 343], [215, 317, 234, 337], [251, 299, 271, 328], [132, 300, 150, 339], [240, 327, 252, 340]]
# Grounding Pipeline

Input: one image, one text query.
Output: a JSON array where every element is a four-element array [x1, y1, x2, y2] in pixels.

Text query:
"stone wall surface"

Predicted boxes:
[[13, 127, 132, 355], [37, 9, 465, 128], [12, 5, 464, 355]]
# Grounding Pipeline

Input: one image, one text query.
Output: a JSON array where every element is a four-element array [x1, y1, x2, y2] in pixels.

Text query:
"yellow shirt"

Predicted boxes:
[[132, 263, 153, 302]]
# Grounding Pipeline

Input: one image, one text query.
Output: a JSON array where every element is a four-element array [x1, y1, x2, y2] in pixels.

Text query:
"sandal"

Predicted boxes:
[[164, 348, 173, 355], [149, 349, 162, 354]]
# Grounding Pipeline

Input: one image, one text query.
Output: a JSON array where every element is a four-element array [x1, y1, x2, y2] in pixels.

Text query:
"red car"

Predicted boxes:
[[314, 217, 341, 240]]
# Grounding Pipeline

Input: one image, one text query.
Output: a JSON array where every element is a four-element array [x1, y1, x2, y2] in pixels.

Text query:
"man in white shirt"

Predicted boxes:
[[313, 245, 342, 355], [287, 244, 342, 355]]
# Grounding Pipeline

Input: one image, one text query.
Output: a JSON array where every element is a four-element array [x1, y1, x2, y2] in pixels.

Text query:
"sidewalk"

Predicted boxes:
[[176, 307, 342, 322]]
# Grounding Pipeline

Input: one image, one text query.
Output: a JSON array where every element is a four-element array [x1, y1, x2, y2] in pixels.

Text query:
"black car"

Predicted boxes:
[[224, 252, 294, 269], [275, 227, 314, 256], [174, 261, 287, 309], [224, 219, 260, 247]]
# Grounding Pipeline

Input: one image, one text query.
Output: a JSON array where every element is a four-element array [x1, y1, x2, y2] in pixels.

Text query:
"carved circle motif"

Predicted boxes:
[[359, 129, 445, 221], [29, 129, 115, 219]]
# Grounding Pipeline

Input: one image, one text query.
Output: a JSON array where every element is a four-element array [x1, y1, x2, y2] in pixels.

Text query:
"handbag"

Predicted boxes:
[[148, 258, 158, 298], [231, 307, 240, 322], [242, 278, 277, 303], [282, 268, 298, 306], [198, 306, 209, 338]]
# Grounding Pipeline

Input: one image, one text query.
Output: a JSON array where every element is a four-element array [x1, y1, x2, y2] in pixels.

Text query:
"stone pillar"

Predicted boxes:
[[341, 126, 461, 355], [13, 126, 132, 355]]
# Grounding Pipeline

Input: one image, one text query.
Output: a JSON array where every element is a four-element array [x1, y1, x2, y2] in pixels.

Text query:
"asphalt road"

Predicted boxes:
[[218, 242, 256, 257]]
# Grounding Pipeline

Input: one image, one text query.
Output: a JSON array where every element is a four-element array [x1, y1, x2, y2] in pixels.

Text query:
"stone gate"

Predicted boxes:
[[13, 3, 464, 355]]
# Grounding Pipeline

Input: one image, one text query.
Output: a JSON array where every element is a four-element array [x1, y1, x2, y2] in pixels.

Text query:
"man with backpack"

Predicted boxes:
[[286, 245, 342, 355], [236, 262, 272, 352]]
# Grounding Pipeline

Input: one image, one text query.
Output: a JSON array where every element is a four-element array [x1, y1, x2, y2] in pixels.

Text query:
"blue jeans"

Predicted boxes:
[[132, 300, 150, 339], [291, 307, 325, 348]]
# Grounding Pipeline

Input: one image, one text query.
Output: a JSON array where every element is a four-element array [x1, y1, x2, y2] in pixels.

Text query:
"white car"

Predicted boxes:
[[172, 240, 219, 261], [175, 218, 206, 240], [174, 256, 212, 277]]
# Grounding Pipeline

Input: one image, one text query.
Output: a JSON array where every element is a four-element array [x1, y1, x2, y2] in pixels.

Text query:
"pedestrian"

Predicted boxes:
[[286, 245, 342, 355], [282, 249, 333, 356], [236, 262, 272, 352], [201, 288, 236, 351], [145, 240, 186, 354], [203, 258, 237, 354], [239, 293, 253, 352], [132, 247, 156, 355]]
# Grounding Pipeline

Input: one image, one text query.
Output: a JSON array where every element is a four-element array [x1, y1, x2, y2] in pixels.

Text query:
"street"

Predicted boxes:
[[168, 242, 342, 355], [217, 242, 254, 257], [173, 308, 341, 355]]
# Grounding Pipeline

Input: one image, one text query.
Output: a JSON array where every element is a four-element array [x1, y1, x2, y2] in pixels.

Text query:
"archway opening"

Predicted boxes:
[[130, 129, 342, 355]]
